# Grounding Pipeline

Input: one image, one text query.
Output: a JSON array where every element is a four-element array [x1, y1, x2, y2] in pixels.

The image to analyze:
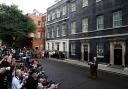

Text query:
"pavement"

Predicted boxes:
[[48, 58, 128, 76]]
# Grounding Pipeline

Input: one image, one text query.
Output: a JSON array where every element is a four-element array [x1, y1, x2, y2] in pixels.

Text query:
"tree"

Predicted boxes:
[[0, 4, 35, 47]]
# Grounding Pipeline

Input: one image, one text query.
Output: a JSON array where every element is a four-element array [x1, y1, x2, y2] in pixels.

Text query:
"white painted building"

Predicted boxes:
[[46, 39, 69, 58]]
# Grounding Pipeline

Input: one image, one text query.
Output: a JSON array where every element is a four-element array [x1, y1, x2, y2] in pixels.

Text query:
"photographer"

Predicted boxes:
[[0, 55, 12, 89]]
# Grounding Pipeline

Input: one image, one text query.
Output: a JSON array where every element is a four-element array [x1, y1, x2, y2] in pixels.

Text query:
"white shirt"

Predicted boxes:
[[12, 76, 23, 89]]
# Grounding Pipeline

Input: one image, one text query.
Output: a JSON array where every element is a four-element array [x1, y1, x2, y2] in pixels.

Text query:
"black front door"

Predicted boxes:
[[84, 45, 88, 61], [114, 49, 122, 65]]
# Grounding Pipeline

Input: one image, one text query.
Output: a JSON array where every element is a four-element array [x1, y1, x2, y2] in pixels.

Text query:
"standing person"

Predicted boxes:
[[0, 55, 11, 89], [88, 57, 98, 79], [34, 49, 38, 58], [12, 69, 24, 89], [24, 72, 38, 89], [38, 50, 42, 59]]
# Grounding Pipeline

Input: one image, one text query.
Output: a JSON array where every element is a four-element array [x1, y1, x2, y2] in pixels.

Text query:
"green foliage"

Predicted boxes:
[[0, 4, 35, 46], [0, 4, 35, 37]]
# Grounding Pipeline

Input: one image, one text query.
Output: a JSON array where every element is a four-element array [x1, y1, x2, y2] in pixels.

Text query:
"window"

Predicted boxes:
[[71, 43, 76, 55], [97, 43, 104, 57], [83, 0, 88, 7], [47, 29, 50, 38], [36, 32, 41, 38], [62, 6, 67, 15], [82, 18, 88, 32], [113, 11, 122, 28], [97, 15, 104, 30], [63, 42, 66, 52], [71, 22, 76, 34], [71, 2, 76, 12], [52, 28, 54, 38], [47, 14, 50, 21], [56, 42, 60, 51], [52, 43, 54, 50], [48, 43, 50, 50], [62, 24, 66, 36], [96, 0, 102, 2], [56, 26, 59, 37], [57, 9, 60, 18], [52, 12, 55, 20], [38, 21, 41, 26]]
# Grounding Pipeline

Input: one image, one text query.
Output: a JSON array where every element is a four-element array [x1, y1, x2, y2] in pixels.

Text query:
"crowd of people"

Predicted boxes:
[[0, 46, 60, 89]]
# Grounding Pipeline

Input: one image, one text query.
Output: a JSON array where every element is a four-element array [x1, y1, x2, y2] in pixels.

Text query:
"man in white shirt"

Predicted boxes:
[[12, 69, 23, 89]]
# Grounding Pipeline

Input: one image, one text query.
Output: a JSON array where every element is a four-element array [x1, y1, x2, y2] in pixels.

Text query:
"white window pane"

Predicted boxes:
[[62, 24, 66, 36], [71, 2, 76, 12], [57, 9, 60, 18], [97, 15, 104, 30], [63, 42, 66, 51], [52, 13, 55, 20], [56, 27, 59, 37], [52, 43, 54, 50], [97, 43, 104, 57], [113, 11, 122, 27], [52, 28, 54, 38], [71, 43, 75, 55], [82, 18, 88, 32], [83, 0, 88, 7], [96, 0, 102, 2], [47, 14, 50, 21], [71, 22, 76, 34], [63, 6, 67, 15]]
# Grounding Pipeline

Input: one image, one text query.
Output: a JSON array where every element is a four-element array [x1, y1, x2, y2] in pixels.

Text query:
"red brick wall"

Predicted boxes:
[[29, 15, 46, 50]]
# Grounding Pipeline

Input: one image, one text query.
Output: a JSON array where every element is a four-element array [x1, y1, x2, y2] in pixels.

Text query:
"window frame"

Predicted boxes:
[[82, 18, 88, 32], [47, 14, 51, 21], [96, 43, 104, 58], [71, 2, 76, 12], [56, 26, 59, 37], [71, 43, 76, 55], [48, 43, 50, 50], [52, 43, 54, 50], [38, 21, 41, 26], [51, 27, 54, 38], [82, 0, 88, 7], [71, 22, 76, 34], [57, 9, 61, 18], [52, 12, 55, 20], [96, 15, 104, 30], [63, 42, 66, 52], [113, 11, 122, 28], [47, 28, 50, 38], [96, 0, 102, 3], [62, 24, 66, 36], [62, 6, 67, 16]]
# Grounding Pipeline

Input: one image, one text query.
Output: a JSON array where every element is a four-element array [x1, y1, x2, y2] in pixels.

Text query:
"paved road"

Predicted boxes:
[[41, 59, 128, 89]]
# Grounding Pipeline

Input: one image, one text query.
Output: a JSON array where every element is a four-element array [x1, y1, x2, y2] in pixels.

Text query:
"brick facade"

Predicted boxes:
[[29, 15, 46, 50]]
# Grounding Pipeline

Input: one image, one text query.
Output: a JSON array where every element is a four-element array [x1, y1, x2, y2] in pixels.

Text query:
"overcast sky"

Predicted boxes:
[[0, 0, 56, 14]]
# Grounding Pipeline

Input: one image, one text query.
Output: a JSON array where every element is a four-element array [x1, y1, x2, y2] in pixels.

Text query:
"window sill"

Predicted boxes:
[[82, 5, 88, 8], [113, 26, 123, 29], [97, 56, 104, 58], [71, 54, 76, 56], [62, 35, 66, 37]]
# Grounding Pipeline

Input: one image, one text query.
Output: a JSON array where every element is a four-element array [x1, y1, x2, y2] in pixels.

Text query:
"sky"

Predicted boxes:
[[0, 0, 56, 14]]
